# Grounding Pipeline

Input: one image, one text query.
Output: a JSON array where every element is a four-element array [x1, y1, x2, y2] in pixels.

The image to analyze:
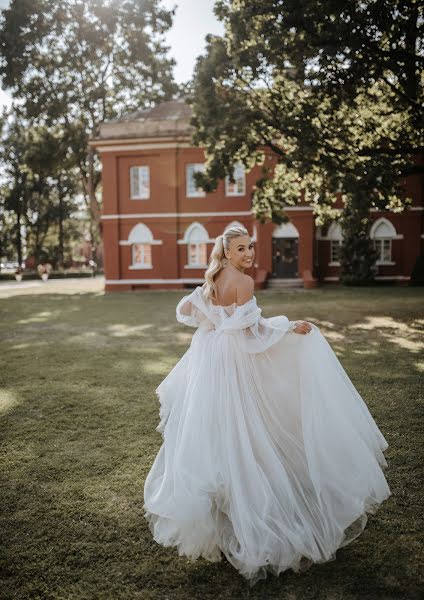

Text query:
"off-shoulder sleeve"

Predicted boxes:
[[176, 288, 210, 328]]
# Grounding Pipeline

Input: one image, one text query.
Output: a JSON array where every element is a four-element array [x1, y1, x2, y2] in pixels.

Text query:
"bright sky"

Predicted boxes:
[[162, 0, 224, 82], [0, 0, 223, 112]]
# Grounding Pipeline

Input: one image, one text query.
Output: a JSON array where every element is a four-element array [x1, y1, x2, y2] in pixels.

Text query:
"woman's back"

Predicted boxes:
[[210, 266, 254, 307]]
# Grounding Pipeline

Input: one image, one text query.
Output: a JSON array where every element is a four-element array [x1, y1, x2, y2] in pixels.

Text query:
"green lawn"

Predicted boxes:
[[1, 283, 423, 599]]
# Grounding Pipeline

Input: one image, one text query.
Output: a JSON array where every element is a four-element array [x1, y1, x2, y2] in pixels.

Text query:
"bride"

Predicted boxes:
[[143, 224, 391, 586]]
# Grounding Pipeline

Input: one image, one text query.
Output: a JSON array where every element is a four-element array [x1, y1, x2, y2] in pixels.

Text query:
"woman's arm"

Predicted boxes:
[[178, 298, 193, 316]]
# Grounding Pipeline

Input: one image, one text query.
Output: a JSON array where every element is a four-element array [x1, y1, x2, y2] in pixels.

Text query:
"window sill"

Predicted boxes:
[[130, 197, 150, 201], [376, 261, 396, 266], [186, 193, 206, 198], [129, 265, 153, 270], [177, 238, 215, 245], [120, 240, 162, 245], [328, 261, 341, 267], [184, 264, 208, 269]]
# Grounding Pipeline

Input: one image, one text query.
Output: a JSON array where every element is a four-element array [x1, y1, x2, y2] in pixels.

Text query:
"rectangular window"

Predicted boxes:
[[225, 163, 246, 196], [382, 239, 391, 262], [132, 243, 152, 266], [130, 166, 150, 199], [188, 243, 207, 266], [330, 240, 341, 263], [186, 164, 206, 197], [374, 239, 392, 263]]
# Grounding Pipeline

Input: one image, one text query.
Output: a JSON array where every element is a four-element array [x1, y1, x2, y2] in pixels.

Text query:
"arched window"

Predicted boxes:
[[119, 223, 162, 269], [178, 222, 210, 268], [370, 218, 400, 265]]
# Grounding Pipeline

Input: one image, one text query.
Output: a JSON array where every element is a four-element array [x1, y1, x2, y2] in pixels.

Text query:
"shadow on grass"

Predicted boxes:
[[1, 288, 423, 599]]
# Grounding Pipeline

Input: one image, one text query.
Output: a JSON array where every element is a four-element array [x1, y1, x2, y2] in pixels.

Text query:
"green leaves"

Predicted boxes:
[[191, 0, 421, 283], [0, 0, 178, 239], [0, 116, 81, 265]]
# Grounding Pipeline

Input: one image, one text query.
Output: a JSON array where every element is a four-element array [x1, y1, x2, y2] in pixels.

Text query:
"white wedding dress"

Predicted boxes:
[[143, 286, 391, 585]]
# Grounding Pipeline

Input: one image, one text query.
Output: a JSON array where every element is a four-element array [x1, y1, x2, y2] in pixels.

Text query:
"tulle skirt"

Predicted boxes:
[[143, 322, 391, 585]]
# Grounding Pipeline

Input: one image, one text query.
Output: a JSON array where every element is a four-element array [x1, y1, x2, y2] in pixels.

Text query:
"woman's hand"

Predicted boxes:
[[293, 321, 312, 335]]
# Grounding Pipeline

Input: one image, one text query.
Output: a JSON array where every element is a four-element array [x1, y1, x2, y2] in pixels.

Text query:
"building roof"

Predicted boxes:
[[90, 98, 194, 143]]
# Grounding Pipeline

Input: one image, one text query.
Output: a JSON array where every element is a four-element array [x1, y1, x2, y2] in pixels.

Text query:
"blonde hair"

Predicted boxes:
[[203, 225, 250, 301]]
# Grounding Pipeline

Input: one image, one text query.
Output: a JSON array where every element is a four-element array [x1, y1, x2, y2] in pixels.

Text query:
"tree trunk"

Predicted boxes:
[[80, 146, 102, 238], [16, 209, 22, 266], [0, 216, 3, 265], [58, 176, 64, 268], [339, 188, 379, 285]]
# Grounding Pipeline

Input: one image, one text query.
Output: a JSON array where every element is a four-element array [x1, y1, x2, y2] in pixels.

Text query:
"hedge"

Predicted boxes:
[[0, 271, 104, 281]]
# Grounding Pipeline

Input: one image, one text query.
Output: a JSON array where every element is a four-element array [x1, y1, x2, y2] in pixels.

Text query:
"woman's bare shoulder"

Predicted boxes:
[[236, 274, 254, 304], [237, 273, 254, 287]]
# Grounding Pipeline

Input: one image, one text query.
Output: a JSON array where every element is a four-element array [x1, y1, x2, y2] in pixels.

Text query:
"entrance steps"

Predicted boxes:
[[267, 278, 304, 289]]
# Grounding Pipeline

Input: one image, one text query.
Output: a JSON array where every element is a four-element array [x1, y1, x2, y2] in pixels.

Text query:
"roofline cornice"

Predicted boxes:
[[88, 135, 194, 151], [88, 135, 192, 146]]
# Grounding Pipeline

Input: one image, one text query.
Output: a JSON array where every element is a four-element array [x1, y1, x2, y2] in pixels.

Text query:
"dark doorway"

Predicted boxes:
[[272, 238, 299, 278]]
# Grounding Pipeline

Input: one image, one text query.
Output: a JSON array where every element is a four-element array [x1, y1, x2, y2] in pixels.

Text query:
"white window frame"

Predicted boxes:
[[131, 243, 152, 268], [187, 242, 208, 267], [130, 165, 150, 200], [327, 222, 343, 266], [120, 223, 163, 270], [370, 218, 400, 266], [225, 163, 246, 196], [373, 238, 393, 264], [177, 222, 211, 269], [186, 163, 206, 198]]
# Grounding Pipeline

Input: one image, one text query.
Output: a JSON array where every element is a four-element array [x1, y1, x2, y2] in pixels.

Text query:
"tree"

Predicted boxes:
[[190, 0, 422, 284], [213, 0, 423, 138], [0, 115, 31, 266], [0, 111, 80, 267], [0, 0, 178, 243], [23, 123, 80, 267]]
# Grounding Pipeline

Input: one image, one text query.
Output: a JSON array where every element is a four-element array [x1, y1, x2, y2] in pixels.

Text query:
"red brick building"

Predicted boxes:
[[88, 99, 424, 292]]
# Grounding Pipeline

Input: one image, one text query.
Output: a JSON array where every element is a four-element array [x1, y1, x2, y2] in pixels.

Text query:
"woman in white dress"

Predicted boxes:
[[143, 225, 391, 586]]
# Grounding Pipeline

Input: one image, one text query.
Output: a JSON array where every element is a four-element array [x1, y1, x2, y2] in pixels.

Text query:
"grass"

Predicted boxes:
[[1, 280, 423, 599]]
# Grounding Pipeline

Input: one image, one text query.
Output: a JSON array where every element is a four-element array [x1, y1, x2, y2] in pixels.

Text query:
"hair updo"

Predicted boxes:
[[203, 224, 250, 301]]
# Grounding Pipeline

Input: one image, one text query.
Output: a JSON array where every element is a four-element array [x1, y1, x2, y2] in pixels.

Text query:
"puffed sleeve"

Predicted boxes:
[[176, 287, 211, 328]]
